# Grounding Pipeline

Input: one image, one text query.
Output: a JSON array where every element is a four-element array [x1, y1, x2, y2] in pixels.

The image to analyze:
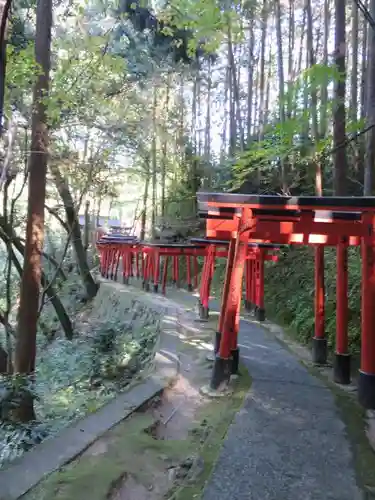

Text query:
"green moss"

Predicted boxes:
[[167, 366, 252, 500], [23, 368, 251, 500], [23, 415, 192, 500]]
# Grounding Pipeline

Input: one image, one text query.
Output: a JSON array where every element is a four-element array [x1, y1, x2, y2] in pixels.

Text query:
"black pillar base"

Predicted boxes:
[[312, 337, 327, 365], [145, 282, 150, 292], [255, 307, 265, 322], [244, 300, 253, 312], [358, 371, 375, 409], [123, 276, 129, 285], [142, 280, 145, 290], [153, 284, 158, 293], [203, 307, 209, 320], [172, 280, 176, 286], [198, 302, 203, 318], [210, 356, 231, 390], [199, 306, 209, 320], [333, 353, 351, 385], [187, 284, 193, 292], [231, 348, 240, 375], [214, 331, 221, 354]]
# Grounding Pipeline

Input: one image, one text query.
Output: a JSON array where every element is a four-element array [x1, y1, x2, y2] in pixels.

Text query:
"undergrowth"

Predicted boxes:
[[264, 246, 361, 353], [0, 301, 160, 468]]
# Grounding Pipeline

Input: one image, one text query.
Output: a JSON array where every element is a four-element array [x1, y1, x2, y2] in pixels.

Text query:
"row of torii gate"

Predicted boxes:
[[96, 192, 375, 410]]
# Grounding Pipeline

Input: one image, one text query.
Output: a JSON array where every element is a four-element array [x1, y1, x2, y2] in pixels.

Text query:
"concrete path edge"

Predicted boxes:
[[0, 345, 179, 500]]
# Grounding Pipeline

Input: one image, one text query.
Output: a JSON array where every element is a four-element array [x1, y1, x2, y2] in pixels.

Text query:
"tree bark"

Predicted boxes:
[[333, 0, 348, 196], [246, 17, 254, 141], [161, 77, 170, 216], [350, 0, 359, 123], [14, 0, 52, 422], [227, 19, 244, 152], [258, 0, 267, 144], [365, 0, 375, 195], [151, 85, 157, 238], [204, 58, 212, 168], [275, 0, 287, 192], [321, 0, 330, 138], [306, 0, 322, 195], [50, 165, 98, 299], [287, 0, 294, 120], [0, 0, 11, 136], [84, 200, 90, 251], [140, 156, 150, 240]]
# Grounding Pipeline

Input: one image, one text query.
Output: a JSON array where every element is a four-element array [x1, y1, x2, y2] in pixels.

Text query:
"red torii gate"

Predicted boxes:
[[190, 237, 280, 321], [96, 235, 139, 282], [197, 192, 375, 409]]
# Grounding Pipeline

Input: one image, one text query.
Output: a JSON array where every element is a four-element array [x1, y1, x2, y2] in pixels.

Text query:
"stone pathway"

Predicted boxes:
[[202, 319, 362, 500], [94, 283, 364, 499], [146, 287, 363, 498]]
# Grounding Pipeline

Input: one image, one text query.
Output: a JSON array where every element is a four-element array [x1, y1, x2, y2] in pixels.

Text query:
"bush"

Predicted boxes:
[[264, 246, 361, 353], [0, 300, 161, 469]]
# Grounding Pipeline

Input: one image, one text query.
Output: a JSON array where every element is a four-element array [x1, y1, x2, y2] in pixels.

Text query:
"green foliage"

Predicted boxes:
[[0, 374, 50, 466], [231, 62, 363, 193], [5, 42, 39, 113], [0, 307, 160, 468], [264, 247, 361, 352]]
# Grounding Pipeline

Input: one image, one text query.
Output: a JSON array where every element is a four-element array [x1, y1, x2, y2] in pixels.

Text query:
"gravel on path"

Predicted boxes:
[[202, 320, 362, 500]]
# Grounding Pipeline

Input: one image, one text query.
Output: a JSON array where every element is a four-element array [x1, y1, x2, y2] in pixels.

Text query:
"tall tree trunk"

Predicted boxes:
[[258, 0, 267, 144], [360, 0, 369, 181], [204, 58, 212, 178], [287, 0, 294, 120], [306, 0, 322, 195], [246, 17, 254, 142], [151, 86, 157, 238], [321, 0, 330, 138], [140, 157, 150, 240], [264, 45, 272, 128], [220, 66, 229, 162], [161, 80, 170, 217], [14, 0, 52, 422], [227, 19, 244, 151], [350, 0, 359, 123], [333, 0, 348, 196], [50, 165, 98, 299], [229, 60, 236, 156], [275, 0, 287, 192], [365, 0, 375, 195], [84, 200, 90, 251], [0, 0, 11, 136]]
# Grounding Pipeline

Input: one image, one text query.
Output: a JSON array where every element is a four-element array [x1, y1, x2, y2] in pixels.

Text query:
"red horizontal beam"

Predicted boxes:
[[207, 229, 362, 246]]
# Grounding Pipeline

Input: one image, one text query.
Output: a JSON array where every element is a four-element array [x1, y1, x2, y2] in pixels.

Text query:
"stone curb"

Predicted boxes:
[[0, 363, 178, 500]]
